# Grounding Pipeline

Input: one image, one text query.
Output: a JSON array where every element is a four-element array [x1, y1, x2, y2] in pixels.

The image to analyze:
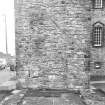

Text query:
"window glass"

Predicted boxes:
[[95, 0, 103, 8], [92, 22, 104, 47]]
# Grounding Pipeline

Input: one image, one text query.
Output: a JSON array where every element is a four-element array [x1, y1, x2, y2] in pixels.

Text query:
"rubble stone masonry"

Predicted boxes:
[[15, 0, 92, 89]]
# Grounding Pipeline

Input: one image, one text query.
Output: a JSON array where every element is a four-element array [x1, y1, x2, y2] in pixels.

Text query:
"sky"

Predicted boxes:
[[0, 0, 15, 56]]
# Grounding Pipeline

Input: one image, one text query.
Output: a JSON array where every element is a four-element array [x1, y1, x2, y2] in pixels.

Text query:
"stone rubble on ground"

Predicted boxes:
[[0, 88, 105, 105]]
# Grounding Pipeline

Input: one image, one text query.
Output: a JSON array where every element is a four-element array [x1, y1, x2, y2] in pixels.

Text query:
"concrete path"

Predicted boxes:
[[0, 70, 16, 90], [0, 70, 15, 83], [0, 81, 17, 90]]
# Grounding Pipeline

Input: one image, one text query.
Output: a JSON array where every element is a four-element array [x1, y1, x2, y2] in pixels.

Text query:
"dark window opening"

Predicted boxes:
[[94, 61, 102, 69]]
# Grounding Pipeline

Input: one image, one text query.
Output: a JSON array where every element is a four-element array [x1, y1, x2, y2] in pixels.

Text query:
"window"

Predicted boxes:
[[94, 62, 102, 69], [92, 22, 104, 47], [93, 0, 103, 9]]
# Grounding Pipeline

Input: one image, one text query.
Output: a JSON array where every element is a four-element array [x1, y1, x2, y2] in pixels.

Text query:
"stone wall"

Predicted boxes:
[[90, 6, 105, 76], [15, 0, 91, 89]]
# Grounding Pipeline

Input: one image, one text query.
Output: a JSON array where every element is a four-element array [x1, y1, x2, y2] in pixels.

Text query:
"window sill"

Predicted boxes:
[[91, 7, 104, 11], [92, 45, 103, 48]]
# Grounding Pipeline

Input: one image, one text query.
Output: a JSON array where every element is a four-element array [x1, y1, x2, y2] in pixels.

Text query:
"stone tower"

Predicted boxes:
[[15, 0, 92, 89]]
